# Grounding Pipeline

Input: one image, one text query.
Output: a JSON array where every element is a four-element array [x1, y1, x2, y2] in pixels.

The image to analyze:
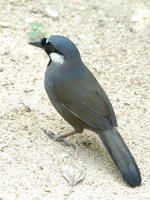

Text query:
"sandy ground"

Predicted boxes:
[[0, 0, 150, 199]]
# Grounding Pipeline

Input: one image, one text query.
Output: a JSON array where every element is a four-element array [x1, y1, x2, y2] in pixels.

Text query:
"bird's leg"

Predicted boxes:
[[55, 130, 78, 140], [42, 129, 80, 147]]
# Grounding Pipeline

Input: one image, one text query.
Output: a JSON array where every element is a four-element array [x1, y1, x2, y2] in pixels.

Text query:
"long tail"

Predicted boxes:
[[98, 128, 141, 187]]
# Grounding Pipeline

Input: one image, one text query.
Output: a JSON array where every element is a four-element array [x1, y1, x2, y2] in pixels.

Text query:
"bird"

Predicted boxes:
[[29, 35, 141, 187]]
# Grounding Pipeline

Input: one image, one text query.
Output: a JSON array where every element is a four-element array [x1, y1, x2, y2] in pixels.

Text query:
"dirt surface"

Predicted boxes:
[[0, 0, 150, 199]]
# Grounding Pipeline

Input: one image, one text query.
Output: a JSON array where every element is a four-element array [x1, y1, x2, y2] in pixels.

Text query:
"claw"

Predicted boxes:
[[42, 129, 73, 147]]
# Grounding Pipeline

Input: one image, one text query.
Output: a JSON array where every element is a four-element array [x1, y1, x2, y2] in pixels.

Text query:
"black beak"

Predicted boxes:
[[28, 41, 44, 49]]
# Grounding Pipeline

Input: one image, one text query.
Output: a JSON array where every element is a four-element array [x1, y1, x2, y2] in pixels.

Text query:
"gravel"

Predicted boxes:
[[0, 0, 150, 199]]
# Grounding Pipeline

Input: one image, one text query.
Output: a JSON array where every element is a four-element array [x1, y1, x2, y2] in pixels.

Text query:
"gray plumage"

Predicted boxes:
[[29, 35, 141, 187]]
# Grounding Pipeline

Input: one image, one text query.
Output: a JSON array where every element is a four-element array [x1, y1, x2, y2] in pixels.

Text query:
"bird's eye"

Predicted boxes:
[[49, 46, 55, 52], [45, 43, 56, 52]]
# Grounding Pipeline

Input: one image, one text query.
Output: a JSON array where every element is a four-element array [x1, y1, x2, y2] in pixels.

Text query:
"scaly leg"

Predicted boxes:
[[42, 129, 80, 147]]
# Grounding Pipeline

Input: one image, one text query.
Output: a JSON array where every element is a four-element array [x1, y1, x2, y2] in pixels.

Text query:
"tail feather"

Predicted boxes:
[[98, 128, 141, 187]]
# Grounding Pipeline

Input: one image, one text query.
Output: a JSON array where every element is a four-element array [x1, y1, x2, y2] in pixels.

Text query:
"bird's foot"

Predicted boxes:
[[42, 129, 74, 147]]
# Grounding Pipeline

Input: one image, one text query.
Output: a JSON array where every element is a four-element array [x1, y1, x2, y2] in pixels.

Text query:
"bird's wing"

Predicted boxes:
[[54, 68, 117, 130]]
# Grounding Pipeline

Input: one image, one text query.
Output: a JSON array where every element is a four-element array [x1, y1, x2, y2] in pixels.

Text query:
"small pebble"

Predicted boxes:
[[24, 105, 31, 112], [0, 22, 9, 28], [24, 89, 34, 93], [45, 7, 58, 18], [0, 67, 4, 72]]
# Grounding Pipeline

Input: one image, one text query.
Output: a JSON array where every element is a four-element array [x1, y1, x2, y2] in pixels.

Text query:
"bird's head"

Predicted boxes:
[[29, 35, 81, 65]]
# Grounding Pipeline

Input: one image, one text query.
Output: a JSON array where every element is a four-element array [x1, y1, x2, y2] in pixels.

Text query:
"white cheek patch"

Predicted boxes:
[[50, 52, 64, 65]]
